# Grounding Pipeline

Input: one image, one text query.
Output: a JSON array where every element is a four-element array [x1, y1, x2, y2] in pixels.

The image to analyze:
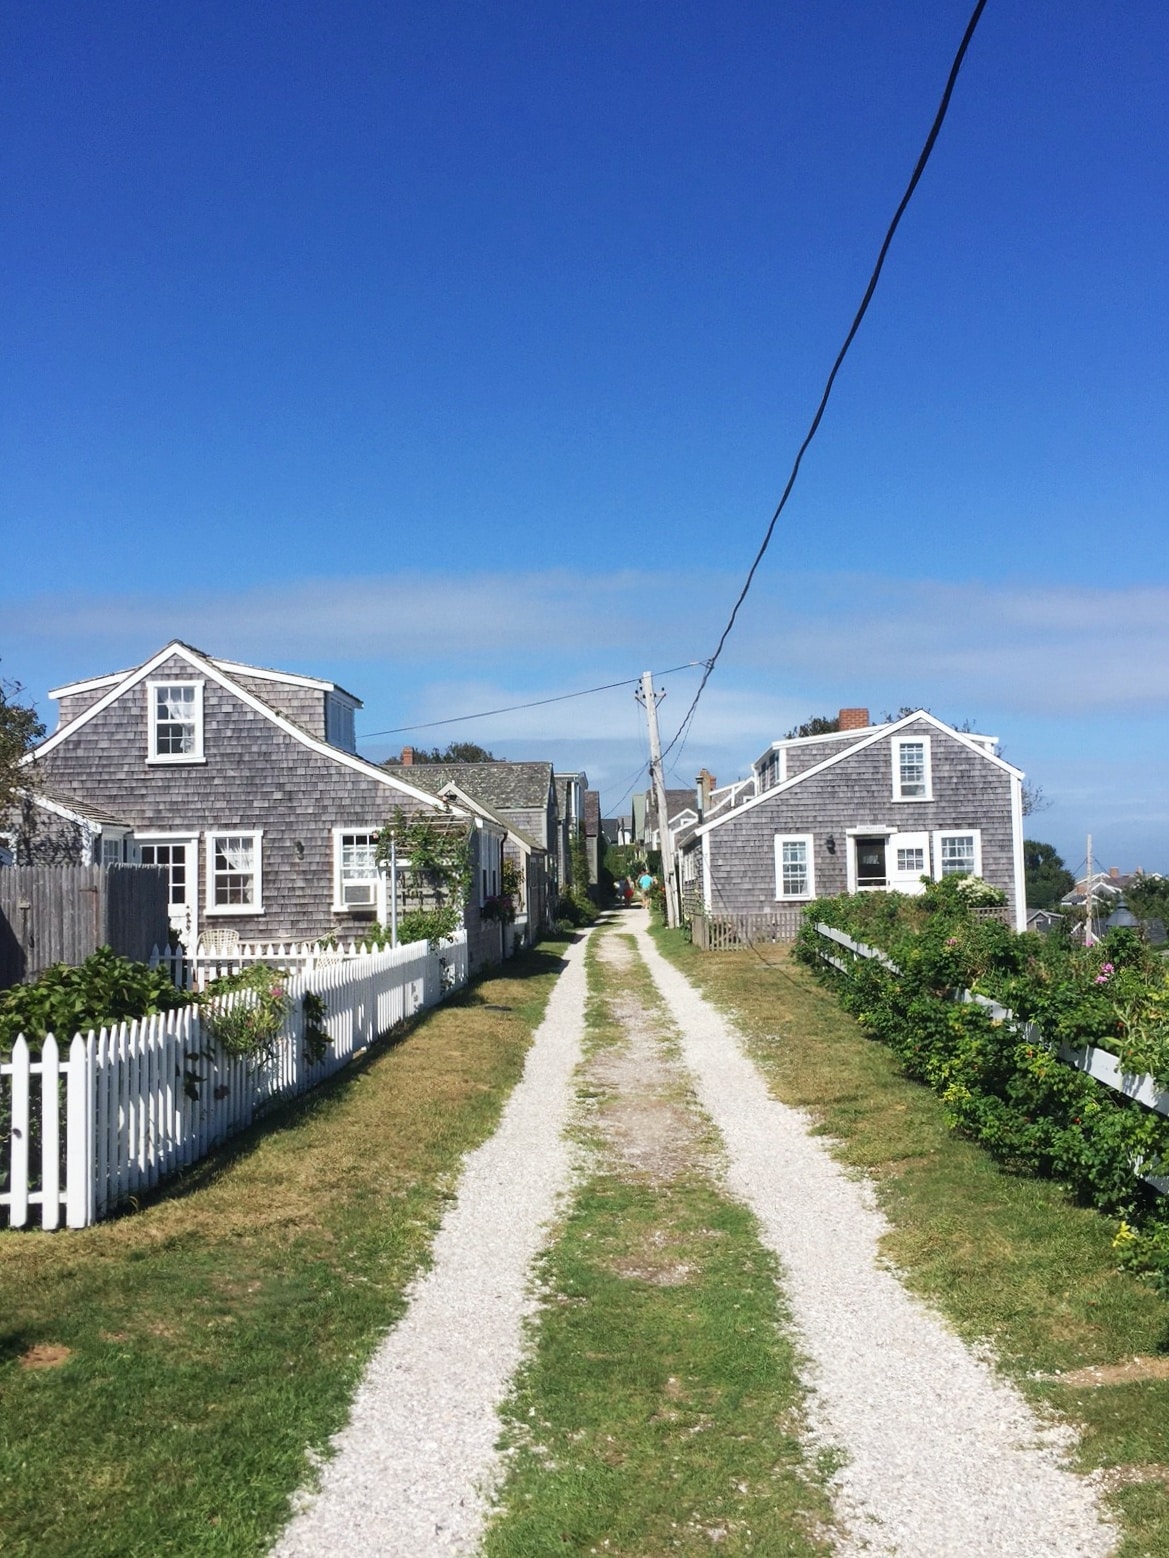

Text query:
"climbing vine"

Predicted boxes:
[[377, 808, 472, 948]]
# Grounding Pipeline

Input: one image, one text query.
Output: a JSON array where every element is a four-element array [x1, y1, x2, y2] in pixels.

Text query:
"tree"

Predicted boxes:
[[1125, 875, 1169, 926], [411, 742, 497, 763], [1023, 840, 1075, 910], [783, 714, 840, 739], [1021, 781, 1050, 817], [0, 676, 44, 816]]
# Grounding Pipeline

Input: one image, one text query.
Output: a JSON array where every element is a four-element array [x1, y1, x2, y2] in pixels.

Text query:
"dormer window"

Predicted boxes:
[[893, 736, 931, 801], [148, 681, 204, 763], [326, 695, 356, 753]]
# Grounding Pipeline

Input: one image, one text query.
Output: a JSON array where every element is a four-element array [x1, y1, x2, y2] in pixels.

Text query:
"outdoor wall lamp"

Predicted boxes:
[[826, 835, 836, 855]]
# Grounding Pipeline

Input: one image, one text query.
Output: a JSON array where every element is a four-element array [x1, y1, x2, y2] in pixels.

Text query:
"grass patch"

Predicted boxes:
[[653, 928, 1169, 1555], [0, 939, 571, 1558], [484, 930, 834, 1556]]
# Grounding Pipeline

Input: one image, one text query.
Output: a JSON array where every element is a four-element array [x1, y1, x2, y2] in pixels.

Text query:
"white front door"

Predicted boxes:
[[888, 832, 931, 894], [132, 836, 199, 946]]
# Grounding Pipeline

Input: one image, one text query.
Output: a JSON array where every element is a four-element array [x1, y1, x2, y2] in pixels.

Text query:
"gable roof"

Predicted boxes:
[[692, 710, 1024, 841], [381, 760, 555, 812], [28, 641, 454, 812], [433, 782, 543, 853], [50, 644, 363, 707]]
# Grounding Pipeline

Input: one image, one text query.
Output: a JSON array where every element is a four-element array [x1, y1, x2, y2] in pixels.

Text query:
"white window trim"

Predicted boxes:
[[933, 829, 982, 880], [774, 833, 815, 901], [892, 735, 932, 802], [479, 830, 500, 906], [204, 829, 264, 915], [146, 679, 206, 765], [332, 826, 380, 911], [99, 828, 129, 865]]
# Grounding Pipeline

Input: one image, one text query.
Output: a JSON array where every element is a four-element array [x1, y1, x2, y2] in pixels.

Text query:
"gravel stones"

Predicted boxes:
[[272, 935, 589, 1557], [635, 923, 1117, 1558]]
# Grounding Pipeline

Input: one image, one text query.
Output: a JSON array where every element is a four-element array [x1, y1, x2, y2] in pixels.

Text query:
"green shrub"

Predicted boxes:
[[0, 946, 194, 1053], [201, 964, 291, 1060], [398, 905, 461, 949], [797, 891, 1169, 1226]]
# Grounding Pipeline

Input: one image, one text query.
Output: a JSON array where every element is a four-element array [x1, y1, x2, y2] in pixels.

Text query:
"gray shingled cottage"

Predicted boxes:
[[678, 708, 1027, 931], [11, 641, 508, 967], [379, 757, 558, 942]]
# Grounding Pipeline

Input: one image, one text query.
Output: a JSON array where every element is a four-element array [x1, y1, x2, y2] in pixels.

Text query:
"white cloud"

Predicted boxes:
[[6, 569, 1168, 726]]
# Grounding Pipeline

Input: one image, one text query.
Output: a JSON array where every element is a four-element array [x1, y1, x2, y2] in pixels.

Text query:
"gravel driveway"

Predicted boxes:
[[272, 931, 590, 1558], [272, 918, 1118, 1556], [635, 920, 1117, 1557]]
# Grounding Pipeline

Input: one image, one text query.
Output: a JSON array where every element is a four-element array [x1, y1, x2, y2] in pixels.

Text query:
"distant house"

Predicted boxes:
[[677, 707, 1027, 930], [638, 787, 699, 850], [380, 755, 559, 941], [10, 641, 508, 967]]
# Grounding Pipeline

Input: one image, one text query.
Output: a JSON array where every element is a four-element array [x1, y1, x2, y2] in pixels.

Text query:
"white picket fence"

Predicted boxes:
[[1, 932, 468, 1231], [148, 936, 392, 991]]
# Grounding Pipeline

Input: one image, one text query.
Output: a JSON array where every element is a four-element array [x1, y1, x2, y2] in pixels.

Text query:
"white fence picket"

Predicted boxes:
[[9, 1037, 30, 1227], [40, 1034, 61, 1232], [2, 931, 468, 1231]]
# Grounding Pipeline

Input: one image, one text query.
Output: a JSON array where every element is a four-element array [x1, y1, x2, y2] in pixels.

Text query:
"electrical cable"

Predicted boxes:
[[360, 661, 704, 740], [660, 0, 989, 764]]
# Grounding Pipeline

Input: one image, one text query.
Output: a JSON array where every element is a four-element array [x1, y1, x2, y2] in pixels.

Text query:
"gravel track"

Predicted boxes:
[[635, 920, 1117, 1557], [271, 933, 590, 1558]]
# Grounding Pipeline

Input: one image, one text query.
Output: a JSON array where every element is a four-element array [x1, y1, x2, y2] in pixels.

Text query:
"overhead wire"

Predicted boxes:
[[660, 0, 989, 764], [360, 661, 704, 740]]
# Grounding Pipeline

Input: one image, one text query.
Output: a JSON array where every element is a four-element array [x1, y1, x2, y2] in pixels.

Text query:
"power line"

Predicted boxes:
[[360, 661, 705, 741], [661, 0, 989, 763]]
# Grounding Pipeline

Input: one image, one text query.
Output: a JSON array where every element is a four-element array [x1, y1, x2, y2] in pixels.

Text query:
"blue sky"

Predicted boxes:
[[3, 0, 1167, 875]]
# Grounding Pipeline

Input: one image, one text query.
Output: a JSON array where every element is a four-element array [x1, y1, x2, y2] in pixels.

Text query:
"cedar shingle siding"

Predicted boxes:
[[22, 647, 459, 946], [692, 719, 1022, 925]]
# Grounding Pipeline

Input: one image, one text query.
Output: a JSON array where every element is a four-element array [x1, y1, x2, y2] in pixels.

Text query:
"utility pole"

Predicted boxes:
[[1084, 833, 1094, 948], [637, 670, 681, 929]]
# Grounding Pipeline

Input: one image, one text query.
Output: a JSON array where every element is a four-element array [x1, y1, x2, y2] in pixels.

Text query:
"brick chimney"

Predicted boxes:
[[838, 707, 870, 731], [400, 746, 415, 765], [695, 768, 717, 818]]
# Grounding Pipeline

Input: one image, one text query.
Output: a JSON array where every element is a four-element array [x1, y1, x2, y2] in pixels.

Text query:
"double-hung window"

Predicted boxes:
[[893, 736, 931, 800], [148, 681, 204, 763], [333, 829, 379, 909], [774, 834, 814, 900], [935, 831, 981, 878], [206, 831, 263, 913]]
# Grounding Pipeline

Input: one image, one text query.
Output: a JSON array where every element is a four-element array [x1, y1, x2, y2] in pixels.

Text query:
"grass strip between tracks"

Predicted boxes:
[[484, 930, 835, 1557]]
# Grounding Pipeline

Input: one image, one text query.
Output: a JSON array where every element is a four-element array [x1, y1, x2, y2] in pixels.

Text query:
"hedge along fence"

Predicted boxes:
[[795, 880, 1169, 1239]]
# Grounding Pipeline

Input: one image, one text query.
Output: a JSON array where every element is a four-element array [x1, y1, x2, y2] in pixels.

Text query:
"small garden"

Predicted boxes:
[[796, 877, 1169, 1287]]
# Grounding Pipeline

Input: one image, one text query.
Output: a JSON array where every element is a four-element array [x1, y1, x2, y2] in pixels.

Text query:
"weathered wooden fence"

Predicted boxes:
[[811, 921, 1169, 1190], [0, 865, 170, 989], [1, 931, 468, 1231], [690, 908, 805, 950]]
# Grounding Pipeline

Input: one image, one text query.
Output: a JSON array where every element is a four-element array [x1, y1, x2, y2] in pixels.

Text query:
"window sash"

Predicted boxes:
[[939, 834, 976, 875], [149, 681, 203, 761], [211, 834, 257, 906], [774, 834, 813, 899], [897, 740, 927, 798]]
